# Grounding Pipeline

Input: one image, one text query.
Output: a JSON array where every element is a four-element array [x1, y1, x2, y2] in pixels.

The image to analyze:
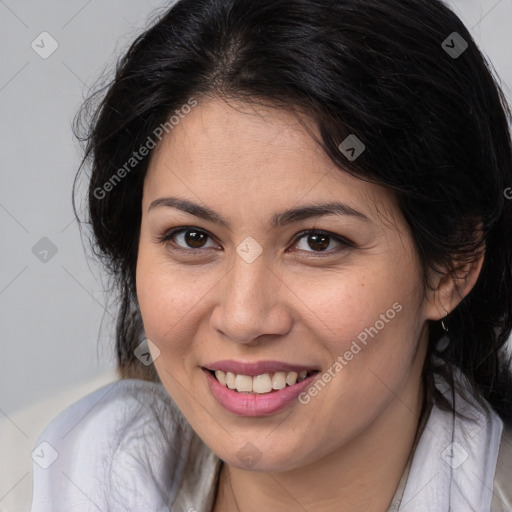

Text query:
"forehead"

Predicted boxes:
[[144, 97, 400, 227]]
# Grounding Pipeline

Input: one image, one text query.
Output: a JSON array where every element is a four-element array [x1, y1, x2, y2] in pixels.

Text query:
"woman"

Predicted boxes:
[[30, 0, 512, 510]]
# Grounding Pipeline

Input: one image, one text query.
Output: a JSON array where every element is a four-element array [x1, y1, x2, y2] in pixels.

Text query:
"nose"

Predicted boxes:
[[210, 252, 293, 344]]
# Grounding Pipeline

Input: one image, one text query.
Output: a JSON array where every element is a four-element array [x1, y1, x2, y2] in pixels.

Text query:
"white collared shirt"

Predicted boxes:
[[29, 378, 512, 511]]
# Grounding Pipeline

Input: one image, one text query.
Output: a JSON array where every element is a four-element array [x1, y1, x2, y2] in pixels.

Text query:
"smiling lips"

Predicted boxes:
[[202, 360, 320, 415]]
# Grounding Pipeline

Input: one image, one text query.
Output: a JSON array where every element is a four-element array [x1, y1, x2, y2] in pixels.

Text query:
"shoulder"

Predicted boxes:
[[492, 422, 512, 511], [33, 378, 190, 456], [30, 378, 193, 512]]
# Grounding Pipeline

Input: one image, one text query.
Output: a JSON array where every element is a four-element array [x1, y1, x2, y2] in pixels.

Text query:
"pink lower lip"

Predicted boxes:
[[203, 368, 319, 417]]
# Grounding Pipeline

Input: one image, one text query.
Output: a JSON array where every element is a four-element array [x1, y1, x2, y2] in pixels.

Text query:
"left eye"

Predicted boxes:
[[292, 231, 348, 253], [158, 227, 350, 255]]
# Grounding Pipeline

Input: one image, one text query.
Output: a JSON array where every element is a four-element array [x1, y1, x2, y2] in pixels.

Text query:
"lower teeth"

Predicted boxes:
[[235, 389, 279, 394]]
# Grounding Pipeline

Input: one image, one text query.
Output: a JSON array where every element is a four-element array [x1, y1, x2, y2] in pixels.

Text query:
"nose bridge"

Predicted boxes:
[[211, 250, 291, 342], [226, 252, 274, 315], [227, 232, 269, 294]]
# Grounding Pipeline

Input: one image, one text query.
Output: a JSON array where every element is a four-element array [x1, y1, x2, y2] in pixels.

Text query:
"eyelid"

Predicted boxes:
[[157, 226, 352, 255], [289, 229, 353, 253], [156, 227, 221, 253]]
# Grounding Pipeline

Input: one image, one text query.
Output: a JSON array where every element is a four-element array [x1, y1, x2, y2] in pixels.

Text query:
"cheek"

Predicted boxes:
[[303, 265, 421, 381], [136, 244, 190, 344], [135, 240, 222, 364], [295, 269, 395, 345]]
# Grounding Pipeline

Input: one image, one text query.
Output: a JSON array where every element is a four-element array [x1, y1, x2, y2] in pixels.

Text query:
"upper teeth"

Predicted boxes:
[[214, 370, 309, 394]]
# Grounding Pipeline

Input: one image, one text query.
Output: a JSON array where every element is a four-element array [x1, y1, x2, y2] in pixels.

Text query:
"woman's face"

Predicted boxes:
[[136, 97, 437, 471]]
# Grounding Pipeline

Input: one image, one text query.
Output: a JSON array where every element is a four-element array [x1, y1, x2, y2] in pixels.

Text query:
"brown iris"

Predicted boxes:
[[185, 230, 208, 248], [307, 233, 330, 251]]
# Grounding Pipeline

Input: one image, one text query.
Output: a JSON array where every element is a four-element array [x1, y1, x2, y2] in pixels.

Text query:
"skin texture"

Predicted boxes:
[[136, 97, 483, 511]]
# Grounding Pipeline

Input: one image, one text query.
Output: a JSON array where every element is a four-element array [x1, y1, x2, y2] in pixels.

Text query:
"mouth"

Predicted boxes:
[[203, 368, 319, 394], [201, 364, 321, 417]]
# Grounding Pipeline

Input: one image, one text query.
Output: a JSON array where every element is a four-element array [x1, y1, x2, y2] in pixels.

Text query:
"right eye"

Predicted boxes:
[[157, 227, 220, 253]]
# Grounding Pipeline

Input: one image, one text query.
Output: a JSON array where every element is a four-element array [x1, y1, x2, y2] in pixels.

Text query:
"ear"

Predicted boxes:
[[424, 239, 485, 322]]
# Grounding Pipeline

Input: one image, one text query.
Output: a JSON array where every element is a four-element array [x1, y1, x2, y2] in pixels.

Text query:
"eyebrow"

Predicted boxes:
[[148, 196, 370, 229]]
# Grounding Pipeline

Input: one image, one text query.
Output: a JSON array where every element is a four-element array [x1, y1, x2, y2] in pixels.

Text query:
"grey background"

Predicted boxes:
[[1, 0, 511, 419]]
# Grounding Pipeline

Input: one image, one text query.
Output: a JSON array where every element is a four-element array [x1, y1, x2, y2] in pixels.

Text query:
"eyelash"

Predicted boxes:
[[156, 227, 352, 257]]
